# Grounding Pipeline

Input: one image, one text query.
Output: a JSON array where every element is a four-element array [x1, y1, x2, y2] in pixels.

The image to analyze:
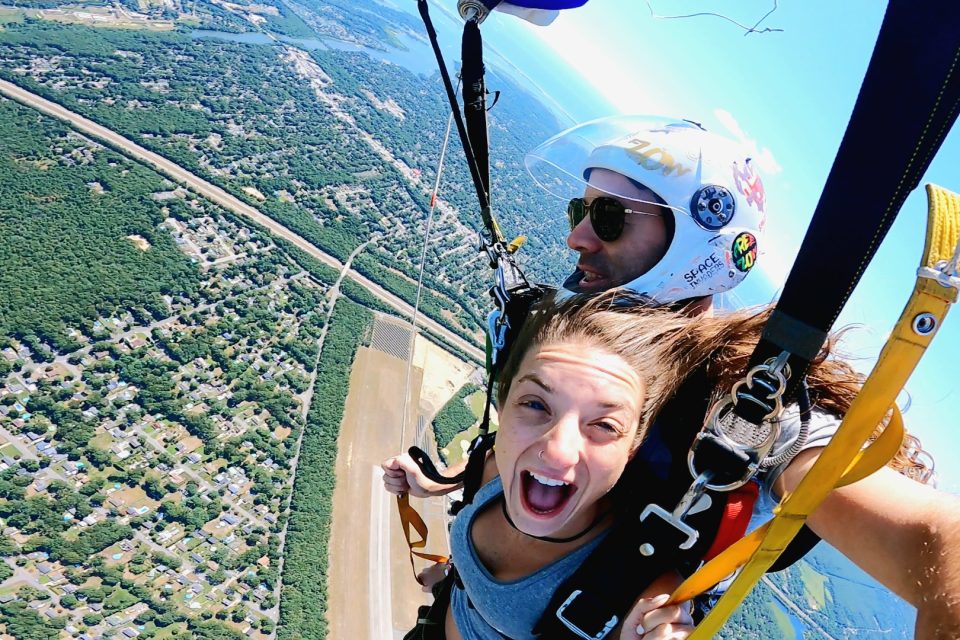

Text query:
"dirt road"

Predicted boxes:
[[0, 78, 483, 362]]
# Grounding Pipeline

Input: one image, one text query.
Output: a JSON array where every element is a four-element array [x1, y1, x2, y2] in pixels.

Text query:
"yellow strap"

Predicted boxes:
[[682, 184, 960, 637], [669, 406, 904, 602], [507, 235, 528, 254], [397, 493, 449, 584]]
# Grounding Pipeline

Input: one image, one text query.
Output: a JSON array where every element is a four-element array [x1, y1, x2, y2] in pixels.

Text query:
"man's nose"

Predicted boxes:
[[566, 216, 602, 254]]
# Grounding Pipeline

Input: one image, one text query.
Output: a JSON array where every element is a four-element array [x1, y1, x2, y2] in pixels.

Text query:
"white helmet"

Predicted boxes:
[[525, 115, 766, 303]]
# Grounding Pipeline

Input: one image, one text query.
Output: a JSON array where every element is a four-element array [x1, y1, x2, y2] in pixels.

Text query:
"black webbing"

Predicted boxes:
[[739, 0, 960, 417], [462, 18, 491, 200], [417, 0, 492, 217]]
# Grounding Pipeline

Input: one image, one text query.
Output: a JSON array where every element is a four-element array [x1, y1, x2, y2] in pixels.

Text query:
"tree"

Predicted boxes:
[[17, 585, 49, 602], [82, 613, 103, 626]]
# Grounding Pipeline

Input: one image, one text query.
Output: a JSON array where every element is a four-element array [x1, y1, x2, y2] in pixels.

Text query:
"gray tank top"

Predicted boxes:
[[449, 476, 607, 639]]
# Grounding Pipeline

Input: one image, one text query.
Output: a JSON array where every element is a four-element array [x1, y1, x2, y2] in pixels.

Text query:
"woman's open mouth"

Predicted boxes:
[[520, 470, 576, 517]]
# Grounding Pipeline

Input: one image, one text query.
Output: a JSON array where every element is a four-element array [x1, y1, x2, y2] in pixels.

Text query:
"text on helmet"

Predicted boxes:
[[625, 138, 693, 178]]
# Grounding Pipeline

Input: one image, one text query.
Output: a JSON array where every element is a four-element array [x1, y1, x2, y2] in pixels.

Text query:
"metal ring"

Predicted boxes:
[[912, 312, 938, 336], [688, 398, 761, 492]]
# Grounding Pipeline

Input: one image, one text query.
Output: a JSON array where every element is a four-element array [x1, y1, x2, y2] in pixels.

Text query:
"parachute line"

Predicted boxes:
[[400, 109, 456, 452], [644, 0, 783, 35]]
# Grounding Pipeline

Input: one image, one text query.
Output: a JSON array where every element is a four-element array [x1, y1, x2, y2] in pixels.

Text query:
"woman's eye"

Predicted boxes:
[[592, 421, 621, 435], [520, 399, 547, 412]]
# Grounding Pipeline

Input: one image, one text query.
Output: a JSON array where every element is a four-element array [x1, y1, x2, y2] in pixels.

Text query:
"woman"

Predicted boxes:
[[383, 291, 960, 639], [386, 291, 713, 639]]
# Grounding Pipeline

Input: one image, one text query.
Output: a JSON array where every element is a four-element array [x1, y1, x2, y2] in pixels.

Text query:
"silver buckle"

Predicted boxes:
[[637, 471, 711, 555], [486, 309, 508, 365], [555, 590, 619, 640]]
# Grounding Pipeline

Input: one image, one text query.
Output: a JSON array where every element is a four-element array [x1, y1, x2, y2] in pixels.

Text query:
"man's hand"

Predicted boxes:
[[381, 452, 440, 498]]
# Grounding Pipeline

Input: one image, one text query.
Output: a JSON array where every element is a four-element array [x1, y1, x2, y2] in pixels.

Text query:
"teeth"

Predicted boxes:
[[581, 271, 601, 283], [530, 472, 569, 487]]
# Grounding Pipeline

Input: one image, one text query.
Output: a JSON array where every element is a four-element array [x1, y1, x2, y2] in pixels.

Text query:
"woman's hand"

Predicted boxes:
[[620, 594, 694, 640], [381, 452, 440, 498]]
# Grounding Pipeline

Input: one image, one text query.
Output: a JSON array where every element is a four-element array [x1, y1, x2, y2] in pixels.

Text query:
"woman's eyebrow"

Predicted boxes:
[[516, 373, 552, 393], [598, 401, 629, 410]]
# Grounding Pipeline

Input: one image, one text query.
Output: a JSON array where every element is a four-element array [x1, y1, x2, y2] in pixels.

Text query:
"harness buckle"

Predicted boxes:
[[486, 309, 509, 365], [555, 590, 619, 640], [688, 397, 780, 491], [637, 471, 711, 555]]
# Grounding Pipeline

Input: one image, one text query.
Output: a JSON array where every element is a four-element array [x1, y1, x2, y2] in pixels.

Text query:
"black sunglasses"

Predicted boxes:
[[566, 196, 659, 242]]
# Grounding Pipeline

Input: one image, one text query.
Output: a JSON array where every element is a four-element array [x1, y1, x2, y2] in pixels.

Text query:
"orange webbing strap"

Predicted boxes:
[[397, 493, 449, 584]]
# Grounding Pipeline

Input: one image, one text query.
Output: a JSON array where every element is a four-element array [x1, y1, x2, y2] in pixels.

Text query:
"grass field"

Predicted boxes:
[[766, 601, 798, 639], [0, 442, 21, 459], [797, 561, 830, 609], [466, 390, 486, 419], [0, 8, 24, 25]]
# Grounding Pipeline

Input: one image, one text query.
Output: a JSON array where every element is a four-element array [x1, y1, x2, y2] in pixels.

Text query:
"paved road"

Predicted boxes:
[[1, 557, 49, 594], [0, 78, 483, 362]]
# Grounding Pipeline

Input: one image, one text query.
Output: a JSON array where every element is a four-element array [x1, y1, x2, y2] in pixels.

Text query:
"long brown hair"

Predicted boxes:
[[496, 291, 933, 481]]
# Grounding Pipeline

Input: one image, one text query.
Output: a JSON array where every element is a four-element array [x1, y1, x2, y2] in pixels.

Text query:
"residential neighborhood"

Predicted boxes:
[[0, 200, 334, 639]]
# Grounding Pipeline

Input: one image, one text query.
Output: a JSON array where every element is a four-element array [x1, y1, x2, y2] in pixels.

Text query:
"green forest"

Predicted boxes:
[[432, 382, 481, 455], [0, 98, 201, 352]]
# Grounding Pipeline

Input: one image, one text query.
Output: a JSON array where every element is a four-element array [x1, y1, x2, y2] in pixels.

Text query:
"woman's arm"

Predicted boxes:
[[777, 450, 960, 638]]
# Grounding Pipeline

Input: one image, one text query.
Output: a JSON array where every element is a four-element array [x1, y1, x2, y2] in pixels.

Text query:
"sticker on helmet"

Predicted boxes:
[[732, 232, 758, 272], [684, 253, 724, 288], [625, 138, 693, 177], [733, 160, 765, 213]]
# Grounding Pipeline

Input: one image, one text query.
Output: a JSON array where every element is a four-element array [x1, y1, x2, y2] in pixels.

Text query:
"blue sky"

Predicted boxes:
[[401, 1, 960, 490]]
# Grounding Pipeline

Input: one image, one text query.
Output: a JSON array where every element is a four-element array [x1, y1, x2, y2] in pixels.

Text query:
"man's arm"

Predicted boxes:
[[382, 452, 472, 497], [777, 450, 960, 638]]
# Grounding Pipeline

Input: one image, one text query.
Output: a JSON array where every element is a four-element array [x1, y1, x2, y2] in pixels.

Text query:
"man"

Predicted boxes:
[[524, 115, 765, 309]]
